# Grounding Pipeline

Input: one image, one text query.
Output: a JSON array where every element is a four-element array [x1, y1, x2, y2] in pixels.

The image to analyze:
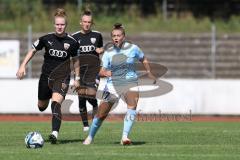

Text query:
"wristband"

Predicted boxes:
[[75, 76, 80, 80]]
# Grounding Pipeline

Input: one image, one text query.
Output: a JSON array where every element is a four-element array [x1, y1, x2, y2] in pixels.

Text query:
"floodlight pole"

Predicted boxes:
[[211, 23, 216, 79], [162, 0, 167, 21], [78, 0, 82, 10]]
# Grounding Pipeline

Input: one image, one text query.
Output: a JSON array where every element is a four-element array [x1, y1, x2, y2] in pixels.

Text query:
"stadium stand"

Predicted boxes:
[[1, 32, 240, 79]]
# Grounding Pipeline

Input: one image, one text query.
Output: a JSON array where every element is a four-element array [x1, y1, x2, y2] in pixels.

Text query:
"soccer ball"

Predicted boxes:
[[25, 131, 44, 149]]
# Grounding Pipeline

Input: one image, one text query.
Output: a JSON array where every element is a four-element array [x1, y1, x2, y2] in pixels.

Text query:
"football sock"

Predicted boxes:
[[87, 98, 98, 108], [122, 109, 137, 138], [51, 101, 62, 132], [89, 117, 102, 139], [87, 98, 98, 119], [79, 96, 89, 127], [52, 131, 58, 138]]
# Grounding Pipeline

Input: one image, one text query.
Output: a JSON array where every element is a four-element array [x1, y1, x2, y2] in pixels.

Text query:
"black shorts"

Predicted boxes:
[[80, 79, 97, 89], [38, 74, 70, 100]]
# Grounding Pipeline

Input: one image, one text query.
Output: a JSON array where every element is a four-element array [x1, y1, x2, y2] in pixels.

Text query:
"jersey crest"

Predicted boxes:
[[90, 38, 96, 44], [64, 43, 70, 50]]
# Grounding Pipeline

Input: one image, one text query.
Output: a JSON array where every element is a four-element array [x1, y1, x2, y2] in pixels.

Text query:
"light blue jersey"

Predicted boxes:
[[102, 42, 144, 86]]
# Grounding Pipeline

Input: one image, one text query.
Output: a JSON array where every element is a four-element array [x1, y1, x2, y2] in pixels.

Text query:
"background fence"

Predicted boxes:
[[1, 26, 240, 79], [1, 0, 240, 115]]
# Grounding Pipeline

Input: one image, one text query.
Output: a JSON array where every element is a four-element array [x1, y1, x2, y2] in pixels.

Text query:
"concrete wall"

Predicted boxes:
[[0, 79, 239, 115]]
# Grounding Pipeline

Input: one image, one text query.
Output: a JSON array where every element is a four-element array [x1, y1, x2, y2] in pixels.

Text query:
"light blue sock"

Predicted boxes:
[[122, 109, 137, 138], [89, 117, 102, 139]]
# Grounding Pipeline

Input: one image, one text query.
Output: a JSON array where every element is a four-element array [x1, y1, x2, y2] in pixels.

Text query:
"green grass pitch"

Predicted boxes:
[[0, 121, 240, 160]]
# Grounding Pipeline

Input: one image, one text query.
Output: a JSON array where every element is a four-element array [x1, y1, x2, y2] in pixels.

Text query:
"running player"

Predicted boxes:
[[72, 10, 103, 132], [16, 8, 79, 144], [83, 23, 156, 145]]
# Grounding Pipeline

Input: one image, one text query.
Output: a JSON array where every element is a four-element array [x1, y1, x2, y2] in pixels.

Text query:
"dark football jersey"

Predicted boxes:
[[32, 33, 79, 75], [72, 30, 103, 80], [72, 30, 103, 57]]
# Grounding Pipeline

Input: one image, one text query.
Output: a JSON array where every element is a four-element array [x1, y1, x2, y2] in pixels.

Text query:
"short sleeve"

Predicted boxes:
[[97, 34, 103, 48], [32, 37, 44, 51], [134, 45, 144, 60], [101, 51, 110, 69], [70, 42, 79, 57]]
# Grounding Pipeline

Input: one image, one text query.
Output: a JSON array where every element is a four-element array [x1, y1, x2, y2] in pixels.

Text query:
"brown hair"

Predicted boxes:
[[82, 9, 92, 17], [54, 8, 67, 23], [112, 23, 125, 36], [81, 9, 94, 24]]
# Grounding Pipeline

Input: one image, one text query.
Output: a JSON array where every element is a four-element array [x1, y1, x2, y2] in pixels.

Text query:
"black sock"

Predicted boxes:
[[51, 101, 62, 132], [87, 98, 98, 108], [87, 98, 98, 119], [79, 96, 89, 127]]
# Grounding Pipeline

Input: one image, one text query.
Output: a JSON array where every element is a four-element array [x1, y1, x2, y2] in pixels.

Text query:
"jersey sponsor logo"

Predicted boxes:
[[90, 38, 96, 44], [64, 43, 70, 50], [49, 49, 67, 58], [79, 45, 96, 53]]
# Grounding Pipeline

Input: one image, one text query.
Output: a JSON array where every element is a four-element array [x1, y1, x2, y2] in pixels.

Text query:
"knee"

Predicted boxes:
[[96, 114, 107, 121]]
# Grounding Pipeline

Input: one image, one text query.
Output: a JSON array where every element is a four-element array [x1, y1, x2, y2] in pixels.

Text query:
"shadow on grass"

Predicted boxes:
[[113, 141, 146, 145], [45, 139, 83, 144]]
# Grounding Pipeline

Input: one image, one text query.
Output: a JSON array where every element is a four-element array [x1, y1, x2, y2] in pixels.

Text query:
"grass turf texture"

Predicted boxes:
[[0, 121, 240, 160]]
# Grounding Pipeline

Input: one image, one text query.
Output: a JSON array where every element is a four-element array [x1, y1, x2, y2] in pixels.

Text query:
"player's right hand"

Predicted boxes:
[[96, 47, 104, 54], [16, 67, 26, 80]]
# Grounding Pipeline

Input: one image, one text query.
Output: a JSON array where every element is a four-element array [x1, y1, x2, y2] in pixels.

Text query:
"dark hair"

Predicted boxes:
[[82, 9, 92, 16], [112, 23, 125, 36]]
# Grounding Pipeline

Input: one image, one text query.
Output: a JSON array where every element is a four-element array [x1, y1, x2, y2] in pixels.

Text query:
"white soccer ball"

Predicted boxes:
[[25, 131, 44, 149]]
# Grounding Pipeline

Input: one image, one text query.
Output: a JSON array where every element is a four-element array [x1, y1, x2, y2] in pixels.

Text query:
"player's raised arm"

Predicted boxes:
[[16, 48, 37, 80], [140, 56, 157, 84]]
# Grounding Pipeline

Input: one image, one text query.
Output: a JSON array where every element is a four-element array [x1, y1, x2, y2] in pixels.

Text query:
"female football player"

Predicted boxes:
[[83, 23, 156, 145], [72, 10, 103, 132], [16, 8, 79, 144]]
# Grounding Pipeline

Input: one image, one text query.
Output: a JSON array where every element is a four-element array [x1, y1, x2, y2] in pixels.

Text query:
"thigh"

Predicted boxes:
[[38, 74, 52, 100], [86, 87, 97, 96], [51, 76, 70, 98], [101, 85, 119, 104], [52, 92, 65, 104]]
